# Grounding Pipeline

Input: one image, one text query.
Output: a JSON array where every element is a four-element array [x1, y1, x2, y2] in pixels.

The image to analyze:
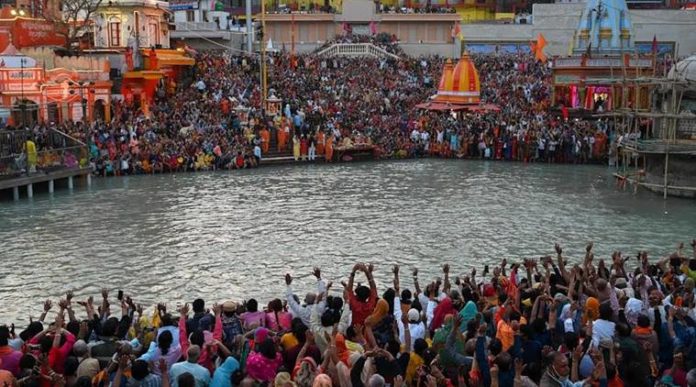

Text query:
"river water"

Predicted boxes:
[[1, 160, 695, 325]]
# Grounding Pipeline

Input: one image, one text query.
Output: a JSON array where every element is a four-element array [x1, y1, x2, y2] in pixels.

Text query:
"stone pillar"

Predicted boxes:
[[68, 176, 74, 190], [27, 183, 33, 198], [13, 186, 19, 200], [48, 179, 54, 193]]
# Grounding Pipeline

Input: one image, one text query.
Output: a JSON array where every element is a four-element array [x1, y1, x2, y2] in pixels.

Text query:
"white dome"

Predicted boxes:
[[668, 55, 696, 82]]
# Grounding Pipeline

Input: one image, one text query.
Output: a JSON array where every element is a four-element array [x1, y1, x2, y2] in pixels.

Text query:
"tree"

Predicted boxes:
[[53, 0, 103, 54]]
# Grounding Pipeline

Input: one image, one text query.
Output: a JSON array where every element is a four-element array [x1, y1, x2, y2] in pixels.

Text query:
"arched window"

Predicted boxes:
[[109, 16, 122, 47]]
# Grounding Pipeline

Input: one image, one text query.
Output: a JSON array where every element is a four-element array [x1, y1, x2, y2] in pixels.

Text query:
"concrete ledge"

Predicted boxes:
[[0, 167, 91, 191]]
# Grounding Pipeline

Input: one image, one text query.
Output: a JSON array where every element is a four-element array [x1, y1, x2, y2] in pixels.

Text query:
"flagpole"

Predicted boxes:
[[261, 0, 267, 109]]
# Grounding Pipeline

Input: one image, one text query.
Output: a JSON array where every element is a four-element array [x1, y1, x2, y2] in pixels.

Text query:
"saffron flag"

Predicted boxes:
[[534, 33, 547, 62]]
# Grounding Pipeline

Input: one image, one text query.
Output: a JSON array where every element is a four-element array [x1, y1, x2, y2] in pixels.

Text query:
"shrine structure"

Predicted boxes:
[[552, 0, 655, 112]]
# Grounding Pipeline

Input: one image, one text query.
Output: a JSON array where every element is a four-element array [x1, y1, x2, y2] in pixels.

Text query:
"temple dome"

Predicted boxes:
[[668, 55, 696, 82], [432, 53, 480, 105]]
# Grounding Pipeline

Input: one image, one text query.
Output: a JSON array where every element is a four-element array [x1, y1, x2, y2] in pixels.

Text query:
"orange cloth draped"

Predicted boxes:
[[316, 131, 325, 155], [277, 125, 287, 152], [325, 136, 334, 162], [260, 128, 270, 153]]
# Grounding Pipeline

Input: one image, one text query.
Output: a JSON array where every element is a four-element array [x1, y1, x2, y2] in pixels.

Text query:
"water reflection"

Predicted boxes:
[[1, 160, 695, 325]]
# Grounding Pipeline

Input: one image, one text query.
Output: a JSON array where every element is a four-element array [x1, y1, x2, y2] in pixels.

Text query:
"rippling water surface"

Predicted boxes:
[[1, 160, 695, 325]]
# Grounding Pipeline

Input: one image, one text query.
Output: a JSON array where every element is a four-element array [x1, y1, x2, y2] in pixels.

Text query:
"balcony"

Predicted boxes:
[[170, 21, 247, 40]]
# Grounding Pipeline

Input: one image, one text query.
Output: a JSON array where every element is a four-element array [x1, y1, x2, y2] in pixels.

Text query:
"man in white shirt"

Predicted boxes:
[[285, 269, 326, 327]]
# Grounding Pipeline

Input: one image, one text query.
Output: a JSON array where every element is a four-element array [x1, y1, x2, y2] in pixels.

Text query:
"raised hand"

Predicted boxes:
[[58, 299, 69, 310], [412, 268, 418, 277], [367, 263, 374, 273], [136, 304, 144, 315], [179, 303, 189, 316], [158, 358, 168, 374], [452, 314, 463, 330], [66, 290, 74, 302], [285, 273, 292, 286], [586, 242, 594, 253], [555, 243, 562, 255], [101, 288, 109, 300], [442, 264, 450, 274], [312, 267, 321, 279], [514, 358, 524, 376], [572, 343, 583, 361], [392, 264, 399, 275], [43, 299, 53, 312], [212, 303, 222, 316]]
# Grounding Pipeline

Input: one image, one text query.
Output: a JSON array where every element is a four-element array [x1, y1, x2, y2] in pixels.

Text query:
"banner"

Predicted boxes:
[[12, 19, 67, 48], [169, 0, 198, 10]]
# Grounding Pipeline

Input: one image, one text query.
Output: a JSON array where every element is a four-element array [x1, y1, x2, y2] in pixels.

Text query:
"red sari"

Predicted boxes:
[[300, 137, 308, 157]]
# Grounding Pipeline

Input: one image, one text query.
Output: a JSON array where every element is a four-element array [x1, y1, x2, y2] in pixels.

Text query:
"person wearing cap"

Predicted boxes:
[[220, 301, 243, 348]]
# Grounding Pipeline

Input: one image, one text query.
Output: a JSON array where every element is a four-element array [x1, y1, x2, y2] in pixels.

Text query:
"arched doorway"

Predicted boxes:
[[93, 99, 106, 121], [12, 99, 39, 127]]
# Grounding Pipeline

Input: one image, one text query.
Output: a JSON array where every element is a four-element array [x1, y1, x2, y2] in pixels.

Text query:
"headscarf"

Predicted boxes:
[[246, 350, 282, 382], [432, 320, 464, 368], [275, 372, 296, 387], [583, 297, 600, 324], [431, 297, 455, 331], [336, 362, 352, 387], [365, 299, 389, 327], [312, 374, 332, 387], [625, 298, 644, 327], [0, 370, 15, 387], [210, 356, 240, 387], [458, 301, 478, 332], [294, 357, 318, 387]]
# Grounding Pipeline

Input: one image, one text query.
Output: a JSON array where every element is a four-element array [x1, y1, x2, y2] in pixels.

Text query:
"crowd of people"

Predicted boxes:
[[2, 37, 622, 178], [2, 240, 696, 387]]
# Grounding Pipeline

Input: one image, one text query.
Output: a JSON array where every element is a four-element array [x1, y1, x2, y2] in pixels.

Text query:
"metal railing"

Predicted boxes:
[[316, 43, 401, 60], [0, 128, 89, 179]]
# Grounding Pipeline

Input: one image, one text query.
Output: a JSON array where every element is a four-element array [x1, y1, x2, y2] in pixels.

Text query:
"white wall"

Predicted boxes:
[[458, 3, 696, 57]]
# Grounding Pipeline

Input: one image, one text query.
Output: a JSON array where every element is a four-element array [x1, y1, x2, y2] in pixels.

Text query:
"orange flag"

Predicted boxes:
[[535, 33, 547, 62]]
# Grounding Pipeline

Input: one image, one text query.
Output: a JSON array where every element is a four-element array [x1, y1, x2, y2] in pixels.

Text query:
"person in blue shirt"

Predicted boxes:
[[169, 346, 211, 387]]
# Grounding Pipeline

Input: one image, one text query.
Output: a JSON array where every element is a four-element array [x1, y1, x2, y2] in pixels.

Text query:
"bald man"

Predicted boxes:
[[169, 345, 211, 387]]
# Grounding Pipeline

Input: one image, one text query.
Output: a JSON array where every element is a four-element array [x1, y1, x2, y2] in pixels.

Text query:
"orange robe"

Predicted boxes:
[[277, 126, 286, 152], [260, 128, 270, 154], [325, 135, 334, 162], [316, 131, 325, 155]]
